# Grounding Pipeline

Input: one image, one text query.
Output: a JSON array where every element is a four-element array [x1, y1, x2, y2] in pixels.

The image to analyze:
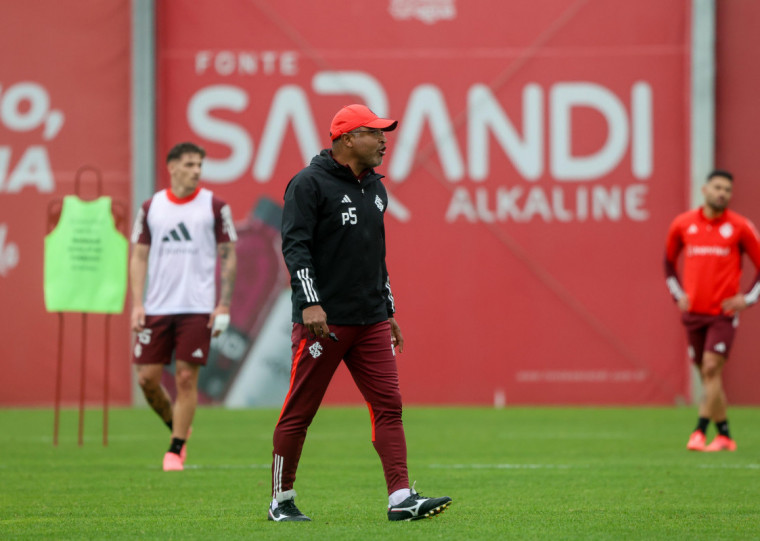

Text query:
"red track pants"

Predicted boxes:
[[271, 320, 409, 497]]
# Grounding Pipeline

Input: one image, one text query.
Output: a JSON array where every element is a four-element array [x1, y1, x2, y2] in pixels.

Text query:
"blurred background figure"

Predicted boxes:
[[664, 170, 760, 452]]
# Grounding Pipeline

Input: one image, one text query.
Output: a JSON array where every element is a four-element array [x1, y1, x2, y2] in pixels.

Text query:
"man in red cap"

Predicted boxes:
[[267, 104, 452, 522]]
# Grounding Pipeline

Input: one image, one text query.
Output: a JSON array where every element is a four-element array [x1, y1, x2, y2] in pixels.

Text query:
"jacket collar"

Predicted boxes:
[[313, 149, 382, 185]]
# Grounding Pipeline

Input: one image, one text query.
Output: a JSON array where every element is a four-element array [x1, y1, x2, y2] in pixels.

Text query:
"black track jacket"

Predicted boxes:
[[281, 149, 396, 325]]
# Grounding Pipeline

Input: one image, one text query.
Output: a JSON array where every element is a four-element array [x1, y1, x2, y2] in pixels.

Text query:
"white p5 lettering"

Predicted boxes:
[[341, 207, 357, 225]]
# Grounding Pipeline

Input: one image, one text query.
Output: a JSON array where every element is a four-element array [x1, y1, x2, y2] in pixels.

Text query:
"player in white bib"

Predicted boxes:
[[130, 142, 237, 471]]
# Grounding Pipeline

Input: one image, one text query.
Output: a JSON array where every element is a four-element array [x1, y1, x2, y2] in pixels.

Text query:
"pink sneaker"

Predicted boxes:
[[686, 430, 706, 451], [704, 435, 737, 452], [179, 427, 192, 464], [163, 452, 184, 471]]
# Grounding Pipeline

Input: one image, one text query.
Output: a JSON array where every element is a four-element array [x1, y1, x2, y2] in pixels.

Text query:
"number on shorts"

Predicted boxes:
[[136, 328, 152, 345]]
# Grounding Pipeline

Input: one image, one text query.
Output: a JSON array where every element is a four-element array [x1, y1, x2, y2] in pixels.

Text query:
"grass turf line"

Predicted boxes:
[[1, 407, 760, 540]]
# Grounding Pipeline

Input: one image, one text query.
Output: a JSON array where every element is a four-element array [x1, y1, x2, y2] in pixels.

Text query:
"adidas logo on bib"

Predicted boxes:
[[162, 222, 192, 242]]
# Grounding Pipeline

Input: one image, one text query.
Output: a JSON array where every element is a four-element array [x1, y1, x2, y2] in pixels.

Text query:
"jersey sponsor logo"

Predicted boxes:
[[191, 348, 204, 358], [309, 342, 323, 358], [686, 245, 730, 257], [719, 222, 734, 239], [162, 222, 192, 242], [341, 195, 352, 203], [158, 246, 200, 256], [686, 224, 698, 235], [375, 195, 384, 212]]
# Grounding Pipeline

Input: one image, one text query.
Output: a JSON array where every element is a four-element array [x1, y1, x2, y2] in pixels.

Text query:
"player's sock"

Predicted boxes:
[[168, 437, 185, 455], [389, 488, 412, 507], [715, 419, 731, 438], [165, 419, 173, 431], [695, 417, 709, 434]]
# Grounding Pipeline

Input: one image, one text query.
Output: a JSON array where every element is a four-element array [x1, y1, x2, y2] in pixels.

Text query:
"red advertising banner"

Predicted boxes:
[[156, 0, 693, 405], [0, 1, 132, 406]]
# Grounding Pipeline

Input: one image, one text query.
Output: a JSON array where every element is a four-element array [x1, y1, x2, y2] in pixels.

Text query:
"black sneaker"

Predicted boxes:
[[267, 490, 311, 522], [387, 486, 452, 521]]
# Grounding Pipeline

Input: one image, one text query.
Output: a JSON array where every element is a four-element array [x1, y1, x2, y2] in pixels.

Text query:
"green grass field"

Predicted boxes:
[[2, 406, 759, 540]]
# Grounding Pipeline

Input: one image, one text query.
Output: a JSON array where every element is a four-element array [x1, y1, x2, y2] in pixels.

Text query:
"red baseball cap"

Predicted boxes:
[[329, 104, 398, 140]]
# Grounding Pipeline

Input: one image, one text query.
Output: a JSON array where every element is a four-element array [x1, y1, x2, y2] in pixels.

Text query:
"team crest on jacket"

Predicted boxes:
[[309, 342, 323, 358], [375, 195, 384, 212], [719, 223, 734, 239]]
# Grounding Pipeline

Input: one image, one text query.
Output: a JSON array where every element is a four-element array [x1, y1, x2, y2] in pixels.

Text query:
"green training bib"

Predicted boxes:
[[44, 196, 127, 313]]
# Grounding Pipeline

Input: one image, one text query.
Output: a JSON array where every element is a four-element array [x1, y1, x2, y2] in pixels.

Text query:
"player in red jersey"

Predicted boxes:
[[664, 170, 760, 452]]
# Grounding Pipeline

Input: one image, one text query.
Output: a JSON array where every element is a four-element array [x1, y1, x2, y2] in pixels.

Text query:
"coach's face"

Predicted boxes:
[[703, 175, 733, 213], [168, 152, 203, 197], [345, 128, 387, 171]]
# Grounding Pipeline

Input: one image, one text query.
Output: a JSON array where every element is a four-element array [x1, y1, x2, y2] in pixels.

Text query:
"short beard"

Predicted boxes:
[[707, 200, 727, 213]]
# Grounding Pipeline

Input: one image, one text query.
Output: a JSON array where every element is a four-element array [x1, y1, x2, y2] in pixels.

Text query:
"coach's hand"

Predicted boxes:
[[303, 305, 329, 339], [722, 293, 748, 315], [389, 317, 404, 353], [131, 305, 146, 333], [677, 294, 691, 312]]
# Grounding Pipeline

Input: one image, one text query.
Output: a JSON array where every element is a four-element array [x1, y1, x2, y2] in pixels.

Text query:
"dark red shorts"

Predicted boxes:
[[681, 312, 738, 364], [132, 314, 212, 366]]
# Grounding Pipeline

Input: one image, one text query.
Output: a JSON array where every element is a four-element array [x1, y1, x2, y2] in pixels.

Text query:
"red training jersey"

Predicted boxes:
[[665, 208, 760, 315]]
